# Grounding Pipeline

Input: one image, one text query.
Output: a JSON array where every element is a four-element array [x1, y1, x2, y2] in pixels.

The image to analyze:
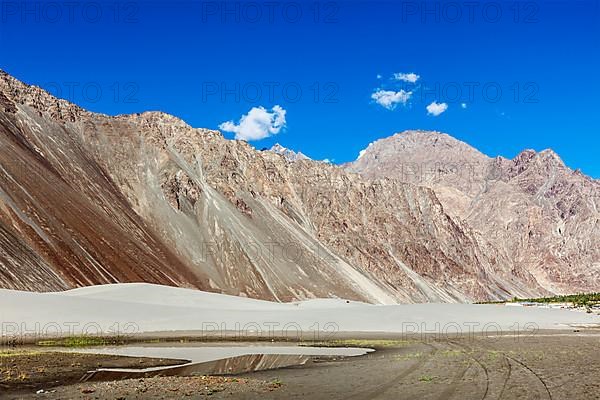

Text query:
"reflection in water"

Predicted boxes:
[[70, 343, 374, 381]]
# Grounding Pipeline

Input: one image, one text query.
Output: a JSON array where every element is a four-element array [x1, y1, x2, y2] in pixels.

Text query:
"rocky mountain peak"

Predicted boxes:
[[353, 130, 489, 162], [0, 69, 89, 122], [538, 148, 565, 165], [347, 130, 491, 199], [0, 70, 598, 303], [269, 143, 310, 162], [508, 148, 566, 179], [345, 129, 600, 297]]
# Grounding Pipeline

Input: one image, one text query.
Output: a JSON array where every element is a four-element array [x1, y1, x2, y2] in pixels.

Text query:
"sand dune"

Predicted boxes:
[[1, 283, 598, 341]]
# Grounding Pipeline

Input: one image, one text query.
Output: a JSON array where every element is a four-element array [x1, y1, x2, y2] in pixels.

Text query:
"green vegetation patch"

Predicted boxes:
[[477, 292, 600, 307], [302, 339, 412, 349], [394, 351, 424, 361], [440, 349, 463, 358], [270, 378, 283, 388], [0, 350, 42, 358], [513, 293, 600, 307], [36, 336, 125, 348]]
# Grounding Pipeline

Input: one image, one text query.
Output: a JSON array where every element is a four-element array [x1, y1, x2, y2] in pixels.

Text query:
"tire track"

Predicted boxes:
[[497, 355, 512, 400], [433, 359, 471, 400], [444, 340, 490, 400], [345, 343, 439, 400], [501, 352, 553, 400]]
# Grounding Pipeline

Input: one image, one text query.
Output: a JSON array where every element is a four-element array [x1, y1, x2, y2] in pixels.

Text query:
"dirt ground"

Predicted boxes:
[[0, 351, 280, 399], [238, 332, 600, 400], [0, 351, 185, 395], [2, 331, 600, 399]]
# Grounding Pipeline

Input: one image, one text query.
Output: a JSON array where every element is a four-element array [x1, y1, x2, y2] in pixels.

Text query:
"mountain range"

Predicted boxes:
[[1, 70, 598, 303]]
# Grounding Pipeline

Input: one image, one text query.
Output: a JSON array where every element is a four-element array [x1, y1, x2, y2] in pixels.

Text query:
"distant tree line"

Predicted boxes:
[[476, 293, 600, 308]]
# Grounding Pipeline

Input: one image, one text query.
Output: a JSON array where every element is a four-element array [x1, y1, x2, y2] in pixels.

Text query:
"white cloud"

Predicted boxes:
[[371, 89, 412, 110], [461, 103, 467, 109], [426, 101, 448, 116], [219, 105, 286, 141], [376, 74, 382, 79], [393, 72, 420, 83]]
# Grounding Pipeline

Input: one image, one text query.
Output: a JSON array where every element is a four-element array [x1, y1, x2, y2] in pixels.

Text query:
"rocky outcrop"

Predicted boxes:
[[0, 70, 595, 303], [269, 143, 310, 162], [346, 130, 600, 296]]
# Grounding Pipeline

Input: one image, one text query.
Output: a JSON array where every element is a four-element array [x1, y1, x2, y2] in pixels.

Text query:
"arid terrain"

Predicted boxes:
[[0, 70, 598, 304], [346, 131, 600, 297], [244, 332, 600, 400], [1, 0, 597, 397], [2, 283, 599, 398], [1, 70, 599, 399], [3, 331, 600, 399]]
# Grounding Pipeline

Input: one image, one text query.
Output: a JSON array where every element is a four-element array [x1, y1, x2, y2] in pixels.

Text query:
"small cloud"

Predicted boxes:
[[219, 105, 286, 141], [492, 109, 511, 120], [371, 89, 412, 110], [393, 72, 420, 83], [461, 103, 467, 109], [376, 74, 382, 79], [426, 101, 448, 116], [322, 158, 335, 164]]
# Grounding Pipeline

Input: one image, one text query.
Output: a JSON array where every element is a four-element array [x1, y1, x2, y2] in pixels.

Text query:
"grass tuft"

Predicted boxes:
[[36, 336, 125, 348], [302, 339, 412, 349]]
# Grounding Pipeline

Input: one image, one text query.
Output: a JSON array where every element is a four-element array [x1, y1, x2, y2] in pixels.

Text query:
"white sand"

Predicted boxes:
[[1, 283, 599, 340]]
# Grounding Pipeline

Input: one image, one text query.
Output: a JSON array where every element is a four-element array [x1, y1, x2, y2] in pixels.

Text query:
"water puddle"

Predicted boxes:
[[68, 343, 374, 381]]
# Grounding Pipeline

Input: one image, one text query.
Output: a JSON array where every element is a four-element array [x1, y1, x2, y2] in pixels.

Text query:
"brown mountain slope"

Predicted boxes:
[[0, 79, 210, 292], [346, 130, 600, 295], [0, 70, 588, 303], [0, 72, 398, 302]]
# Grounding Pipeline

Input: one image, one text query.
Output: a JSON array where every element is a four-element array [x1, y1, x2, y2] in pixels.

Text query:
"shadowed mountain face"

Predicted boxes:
[[0, 71, 597, 303]]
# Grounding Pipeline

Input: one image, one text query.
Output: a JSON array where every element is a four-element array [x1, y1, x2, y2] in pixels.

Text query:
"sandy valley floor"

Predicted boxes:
[[2, 331, 600, 399], [3, 284, 600, 399]]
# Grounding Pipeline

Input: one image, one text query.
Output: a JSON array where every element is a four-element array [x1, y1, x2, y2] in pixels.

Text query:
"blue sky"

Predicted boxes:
[[1, 0, 598, 177]]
